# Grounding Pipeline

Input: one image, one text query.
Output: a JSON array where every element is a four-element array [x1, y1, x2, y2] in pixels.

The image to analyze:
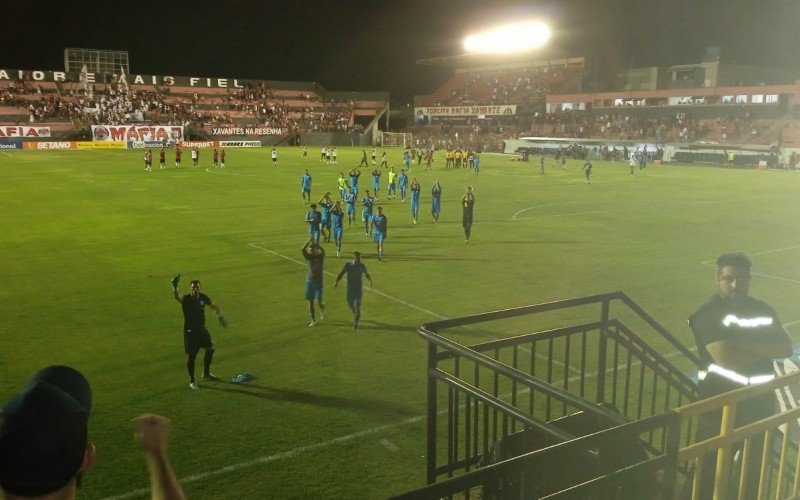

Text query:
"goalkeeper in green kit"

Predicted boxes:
[[171, 274, 227, 390]]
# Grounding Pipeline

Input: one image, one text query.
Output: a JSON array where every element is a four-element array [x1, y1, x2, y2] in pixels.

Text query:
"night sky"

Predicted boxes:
[[2, 0, 799, 103]]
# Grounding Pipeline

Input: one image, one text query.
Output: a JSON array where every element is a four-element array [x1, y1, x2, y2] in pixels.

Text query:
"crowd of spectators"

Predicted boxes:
[[530, 110, 781, 144], [0, 80, 82, 122], [0, 77, 367, 135]]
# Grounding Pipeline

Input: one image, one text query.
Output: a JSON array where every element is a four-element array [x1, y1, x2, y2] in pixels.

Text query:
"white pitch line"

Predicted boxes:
[[102, 414, 425, 500], [751, 271, 800, 285], [0, 151, 13, 157], [249, 243, 581, 378], [379, 438, 400, 452], [248, 243, 447, 319]]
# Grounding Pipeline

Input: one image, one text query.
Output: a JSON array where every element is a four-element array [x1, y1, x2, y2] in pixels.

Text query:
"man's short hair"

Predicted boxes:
[[190, 280, 201, 287], [0, 366, 92, 496], [716, 252, 752, 272]]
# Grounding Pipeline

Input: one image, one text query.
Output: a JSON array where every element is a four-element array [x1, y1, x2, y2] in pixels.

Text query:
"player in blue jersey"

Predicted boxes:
[[301, 239, 325, 326], [301, 169, 312, 204], [370, 206, 388, 261], [371, 167, 382, 200], [318, 192, 334, 243], [334, 251, 373, 330], [398, 168, 408, 202], [431, 180, 442, 224], [306, 203, 322, 243], [349, 167, 361, 198], [344, 187, 356, 226], [403, 150, 411, 170], [331, 201, 345, 257], [472, 154, 480, 175], [361, 189, 375, 236], [410, 178, 421, 224]]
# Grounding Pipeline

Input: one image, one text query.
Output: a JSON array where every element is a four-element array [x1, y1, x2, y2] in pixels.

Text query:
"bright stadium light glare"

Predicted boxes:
[[463, 21, 550, 54]]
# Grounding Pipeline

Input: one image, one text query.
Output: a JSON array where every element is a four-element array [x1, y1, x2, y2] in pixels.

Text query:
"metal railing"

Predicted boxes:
[[677, 370, 800, 500], [392, 411, 682, 500], [417, 291, 701, 487]]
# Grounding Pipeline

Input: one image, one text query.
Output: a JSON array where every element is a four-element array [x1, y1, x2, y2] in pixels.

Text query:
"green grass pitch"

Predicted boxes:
[[1, 146, 798, 498]]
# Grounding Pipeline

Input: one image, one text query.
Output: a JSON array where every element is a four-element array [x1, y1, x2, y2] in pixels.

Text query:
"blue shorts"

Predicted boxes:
[[305, 280, 323, 301], [432, 199, 441, 213], [362, 210, 372, 222], [346, 289, 363, 308], [309, 229, 320, 240], [373, 182, 380, 191], [346, 204, 355, 215], [302, 188, 311, 194], [388, 182, 396, 191], [333, 226, 343, 239], [373, 231, 385, 244], [321, 220, 331, 229], [411, 201, 419, 212]]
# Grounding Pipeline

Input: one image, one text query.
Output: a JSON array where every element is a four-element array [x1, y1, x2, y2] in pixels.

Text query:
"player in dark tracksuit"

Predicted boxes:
[[171, 276, 226, 389]]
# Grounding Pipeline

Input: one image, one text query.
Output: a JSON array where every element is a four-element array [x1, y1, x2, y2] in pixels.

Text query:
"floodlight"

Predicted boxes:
[[463, 21, 550, 54]]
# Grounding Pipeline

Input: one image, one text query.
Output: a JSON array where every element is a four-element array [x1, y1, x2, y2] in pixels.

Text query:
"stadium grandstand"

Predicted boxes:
[[0, 48, 389, 147], [407, 44, 800, 168]]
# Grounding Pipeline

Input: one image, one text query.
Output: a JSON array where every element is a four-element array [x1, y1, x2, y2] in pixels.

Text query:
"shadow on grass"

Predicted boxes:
[[204, 382, 419, 417], [353, 320, 417, 333]]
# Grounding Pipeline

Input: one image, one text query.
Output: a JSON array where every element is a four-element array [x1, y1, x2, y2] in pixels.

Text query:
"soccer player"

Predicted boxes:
[[371, 147, 377, 165], [629, 154, 636, 174], [302, 144, 308, 158], [387, 167, 397, 200], [349, 167, 361, 198], [171, 275, 226, 389], [175, 146, 182, 167], [332, 147, 338, 165], [301, 239, 326, 326], [344, 187, 356, 226], [540, 155, 545, 174], [213, 148, 219, 167], [325, 147, 331, 165], [318, 192, 334, 243], [431, 180, 442, 223], [583, 160, 593, 184], [359, 148, 369, 167], [220, 148, 226, 167], [371, 205, 388, 260], [306, 203, 322, 243], [334, 251, 373, 330], [361, 189, 375, 236], [403, 150, 411, 170], [144, 149, 152, 172], [380, 151, 388, 168], [331, 201, 345, 257], [337, 172, 349, 201], [371, 167, 381, 200], [320, 146, 326, 162], [410, 178, 421, 224], [301, 169, 312, 204], [191, 147, 199, 167], [159, 148, 166, 170], [462, 186, 475, 243], [398, 168, 408, 202], [271, 147, 278, 165], [472, 154, 480, 175]]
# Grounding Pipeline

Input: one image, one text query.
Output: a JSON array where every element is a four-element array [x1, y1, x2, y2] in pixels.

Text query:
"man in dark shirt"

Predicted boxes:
[[462, 186, 475, 244], [302, 239, 326, 327], [171, 275, 226, 389], [689, 252, 791, 498]]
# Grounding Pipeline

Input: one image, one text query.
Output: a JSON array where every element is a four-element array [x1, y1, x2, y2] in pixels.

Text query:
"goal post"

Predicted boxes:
[[379, 131, 413, 148]]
